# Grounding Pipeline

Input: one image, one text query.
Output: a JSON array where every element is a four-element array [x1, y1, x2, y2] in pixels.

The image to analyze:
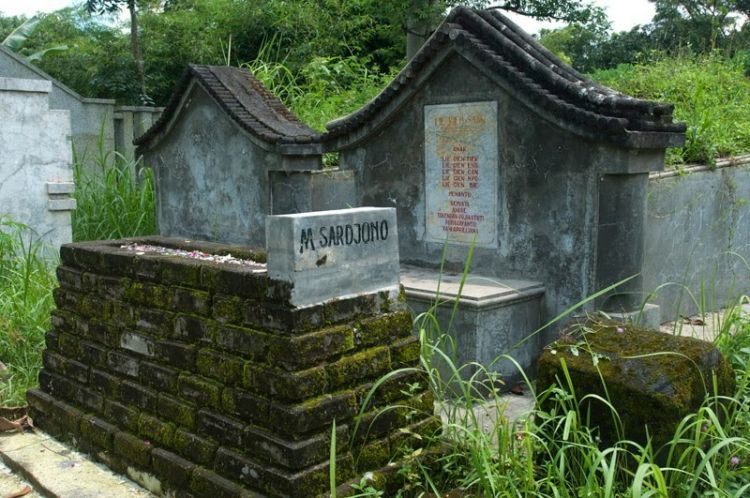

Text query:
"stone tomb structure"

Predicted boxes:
[[135, 64, 354, 246], [28, 207, 434, 497], [323, 7, 686, 379], [135, 7, 686, 385]]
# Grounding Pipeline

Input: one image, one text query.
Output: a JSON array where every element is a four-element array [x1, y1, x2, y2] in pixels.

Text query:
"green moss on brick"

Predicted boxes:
[[138, 413, 176, 447], [326, 347, 391, 389], [537, 319, 736, 450], [196, 349, 244, 385]]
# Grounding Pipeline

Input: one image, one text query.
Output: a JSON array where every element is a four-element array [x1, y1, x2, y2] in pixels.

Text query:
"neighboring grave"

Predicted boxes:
[[0, 77, 75, 251], [319, 7, 686, 379], [134, 65, 354, 246], [135, 7, 687, 386], [28, 208, 435, 498]]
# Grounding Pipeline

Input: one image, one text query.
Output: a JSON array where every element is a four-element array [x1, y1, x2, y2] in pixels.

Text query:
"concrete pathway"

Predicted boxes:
[[0, 431, 152, 498]]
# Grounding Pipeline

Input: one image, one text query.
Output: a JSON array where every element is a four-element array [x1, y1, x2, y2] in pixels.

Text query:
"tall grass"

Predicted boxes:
[[335, 260, 750, 496], [242, 40, 394, 133], [0, 219, 55, 407], [72, 143, 157, 242], [593, 54, 750, 166]]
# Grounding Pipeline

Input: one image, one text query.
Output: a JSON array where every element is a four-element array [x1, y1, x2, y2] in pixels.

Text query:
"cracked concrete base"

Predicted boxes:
[[0, 431, 152, 498]]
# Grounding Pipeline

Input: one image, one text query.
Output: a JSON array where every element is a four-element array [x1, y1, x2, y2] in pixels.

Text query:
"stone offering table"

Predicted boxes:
[[27, 208, 435, 498]]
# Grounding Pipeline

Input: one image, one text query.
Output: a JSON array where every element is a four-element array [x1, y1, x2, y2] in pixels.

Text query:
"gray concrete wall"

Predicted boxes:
[[644, 158, 750, 321], [143, 82, 281, 246], [338, 52, 661, 329], [0, 46, 161, 171], [0, 77, 74, 251]]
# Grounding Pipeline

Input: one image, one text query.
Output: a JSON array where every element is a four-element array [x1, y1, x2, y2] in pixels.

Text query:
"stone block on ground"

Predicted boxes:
[[536, 319, 735, 450]]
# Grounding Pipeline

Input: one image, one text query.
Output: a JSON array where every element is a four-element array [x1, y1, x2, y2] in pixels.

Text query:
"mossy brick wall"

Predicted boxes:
[[27, 237, 435, 498]]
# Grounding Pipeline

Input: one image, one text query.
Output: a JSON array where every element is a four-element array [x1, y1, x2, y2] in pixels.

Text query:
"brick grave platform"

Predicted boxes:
[[27, 237, 435, 497]]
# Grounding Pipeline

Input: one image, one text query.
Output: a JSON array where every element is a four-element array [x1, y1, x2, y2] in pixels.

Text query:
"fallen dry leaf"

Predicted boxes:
[[510, 385, 524, 395], [0, 415, 30, 433], [3, 485, 32, 498]]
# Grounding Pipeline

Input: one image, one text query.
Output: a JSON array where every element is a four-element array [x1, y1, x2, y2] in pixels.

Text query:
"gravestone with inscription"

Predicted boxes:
[[267, 207, 399, 306], [321, 7, 686, 383]]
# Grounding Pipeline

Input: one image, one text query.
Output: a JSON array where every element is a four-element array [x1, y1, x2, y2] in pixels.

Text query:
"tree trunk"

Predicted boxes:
[[406, 0, 434, 61], [129, 0, 147, 103]]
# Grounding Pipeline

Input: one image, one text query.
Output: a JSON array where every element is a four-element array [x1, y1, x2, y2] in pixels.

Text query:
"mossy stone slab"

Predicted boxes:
[[536, 319, 735, 450]]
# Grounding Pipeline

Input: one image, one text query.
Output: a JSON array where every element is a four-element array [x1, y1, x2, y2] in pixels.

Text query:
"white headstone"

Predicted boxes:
[[424, 101, 498, 247], [266, 207, 400, 307]]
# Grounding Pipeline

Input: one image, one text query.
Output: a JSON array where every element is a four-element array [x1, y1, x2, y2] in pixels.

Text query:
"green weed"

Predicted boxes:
[[594, 54, 750, 166], [0, 219, 55, 407]]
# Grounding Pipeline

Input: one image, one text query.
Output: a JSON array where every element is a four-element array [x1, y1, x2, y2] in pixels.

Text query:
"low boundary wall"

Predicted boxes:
[[645, 156, 750, 322]]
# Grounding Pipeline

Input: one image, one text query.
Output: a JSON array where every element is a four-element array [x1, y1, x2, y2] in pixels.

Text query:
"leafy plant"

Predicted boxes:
[[0, 219, 55, 407]]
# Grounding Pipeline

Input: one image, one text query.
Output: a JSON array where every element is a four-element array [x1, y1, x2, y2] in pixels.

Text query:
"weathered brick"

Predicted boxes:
[[215, 324, 266, 360], [196, 410, 244, 448], [178, 374, 221, 409], [173, 315, 213, 343], [81, 415, 116, 450], [158, 393, 196, 428], [155, 340, 196, 369], [124, 281, 170, 308], [39, 370, 77, 401], [121, 381, 158, 412], [98, 247, 135, 277], [253, 365, 329, 402], [113, 431, 152, 468], [50, 310, 75, 333], [214, 266, 269, 301], [211, 294, 242, 324], [80, 341, 108, 367], [56, 266, 83, 290], [53, 399, 84, 437], [151, 448, 195, 489], [26, 389, 56, 415], [140, 362, 179, 394], [138, 413, 175, 447], [104, 400, 140, 432], [63, 357, 90, 384], [189, 467, 247, 498], [356, 311, 413, 347], [171, 287, 211, 315], [267, 325, 354, 370], [325, 346, 392, 390], [98, 275, 128, 300], [242, 423, 350, 471], [109, 300, 136, 328], [42, 351, 66, 375], [134, 307, 174, 337], [160, 257, 203, 288], [52, 287, 79, 311], [119, 331, 156, 357], [90, 369, 121, 397], [44, 329, 59, 351], [107, 350, 140, 378], [75, 386, 104, 413], [196, 349, 244, 385], [57, 332, 81, 357], [221, 389, 269, 425], [267, 392, 358, 436], [390, 336, 421, 368], [173, 429, 217, 465], [133, 255, 162, 281]]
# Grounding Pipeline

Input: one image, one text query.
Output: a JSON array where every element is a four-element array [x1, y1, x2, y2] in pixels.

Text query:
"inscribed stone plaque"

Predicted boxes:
[[424, 101, 498, 247], [266, 207, 400, 307]]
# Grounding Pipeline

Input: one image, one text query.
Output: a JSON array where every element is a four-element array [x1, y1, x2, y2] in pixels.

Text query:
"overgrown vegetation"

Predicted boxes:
[[338, 278, 750, 496], [593, 53, 750, 165], [0, 146, 156, 406], [71, 146, 157, 242], [0, 220, 55, 407]]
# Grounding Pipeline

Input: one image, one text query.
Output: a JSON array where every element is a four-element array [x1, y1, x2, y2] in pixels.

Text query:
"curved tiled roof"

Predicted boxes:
[[323, 7, 686, 148], [134, 64, 318, 149]]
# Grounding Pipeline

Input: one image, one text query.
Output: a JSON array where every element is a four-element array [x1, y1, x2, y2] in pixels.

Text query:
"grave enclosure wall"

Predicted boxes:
[[27, 237, 434, 498], [336, 52, 662, 330]]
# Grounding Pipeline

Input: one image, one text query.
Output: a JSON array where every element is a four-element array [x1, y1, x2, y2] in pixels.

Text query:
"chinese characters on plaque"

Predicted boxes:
[[424, 101, 498, 247]]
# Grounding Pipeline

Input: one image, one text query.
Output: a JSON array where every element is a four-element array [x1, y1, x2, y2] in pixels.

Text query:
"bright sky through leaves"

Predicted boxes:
[[1, 0, 658, 34]]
